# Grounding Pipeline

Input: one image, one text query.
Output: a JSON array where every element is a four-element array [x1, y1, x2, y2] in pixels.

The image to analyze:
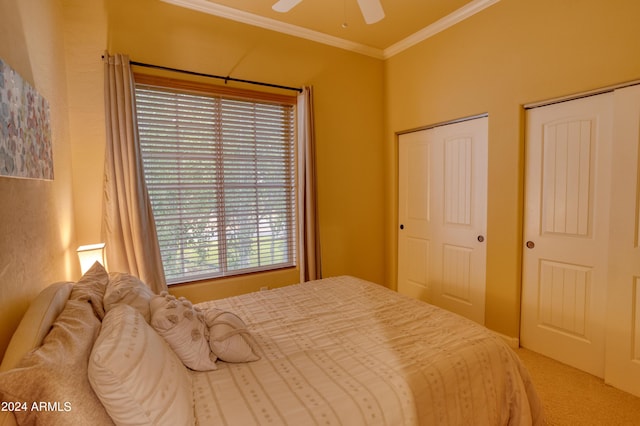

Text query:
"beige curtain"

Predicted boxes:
[[297, 86, 322, 282], [101, 53, 167, 293]]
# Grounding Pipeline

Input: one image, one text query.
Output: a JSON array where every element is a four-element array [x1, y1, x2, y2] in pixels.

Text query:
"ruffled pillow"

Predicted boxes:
[[104, 272, 155, 322], [205, 309, 260, 363], [150, 292, 218, 371], [70, 261, 109, 320]]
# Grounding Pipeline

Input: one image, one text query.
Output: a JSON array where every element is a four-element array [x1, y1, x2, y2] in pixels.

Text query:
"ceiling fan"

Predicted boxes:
[[272, 0, 385, 25]]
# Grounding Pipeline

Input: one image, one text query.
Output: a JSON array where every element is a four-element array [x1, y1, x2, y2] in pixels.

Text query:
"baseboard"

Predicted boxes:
[[493, 331, 520, 349]]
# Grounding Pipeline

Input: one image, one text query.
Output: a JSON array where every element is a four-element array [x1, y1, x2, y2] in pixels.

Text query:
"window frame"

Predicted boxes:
[[133, 73, 299, 285]]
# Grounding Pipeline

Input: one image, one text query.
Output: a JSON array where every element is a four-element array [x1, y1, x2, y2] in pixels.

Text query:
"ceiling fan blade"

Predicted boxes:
[[356, 0, 385, 24], [272, 0, 304, 13]]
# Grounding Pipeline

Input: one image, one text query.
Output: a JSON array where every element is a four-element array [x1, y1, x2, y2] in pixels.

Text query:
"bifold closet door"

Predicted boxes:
[[521, 93, 613, 378], [398, 117, 487, 325]]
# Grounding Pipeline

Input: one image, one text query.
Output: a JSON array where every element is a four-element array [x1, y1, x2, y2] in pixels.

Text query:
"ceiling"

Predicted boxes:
[[160, 0, 500, 59]]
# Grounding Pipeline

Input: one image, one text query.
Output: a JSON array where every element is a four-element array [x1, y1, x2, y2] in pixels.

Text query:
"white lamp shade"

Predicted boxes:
[[77, 243, 106, 275]]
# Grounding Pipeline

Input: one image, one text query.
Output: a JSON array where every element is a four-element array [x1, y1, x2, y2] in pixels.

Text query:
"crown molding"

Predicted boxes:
[[382, 0, 500, 59], [161, 0, 500, 60]]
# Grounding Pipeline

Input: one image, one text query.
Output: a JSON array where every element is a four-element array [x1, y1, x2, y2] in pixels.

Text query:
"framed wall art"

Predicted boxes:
[[0, 57, 53, 180]]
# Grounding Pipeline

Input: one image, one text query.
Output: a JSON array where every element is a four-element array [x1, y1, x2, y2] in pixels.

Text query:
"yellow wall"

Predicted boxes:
[[384, 0, 640, 337], [63, 0, 107, 248], [0, 0, 78, 359]]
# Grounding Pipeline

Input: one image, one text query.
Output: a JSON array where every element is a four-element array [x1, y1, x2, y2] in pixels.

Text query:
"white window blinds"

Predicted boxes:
[[134, 79, 296, 284]]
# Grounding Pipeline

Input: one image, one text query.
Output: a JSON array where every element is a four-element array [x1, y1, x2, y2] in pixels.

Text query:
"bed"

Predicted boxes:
[[0, 267, 543, 425]]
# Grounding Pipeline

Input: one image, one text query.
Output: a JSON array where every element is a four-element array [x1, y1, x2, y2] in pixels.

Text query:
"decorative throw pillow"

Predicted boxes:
[[205, 309, 261, 363], [150, 293, 218, 371], [70, 261, 109, 320], [0, 298, 114, 425], [103, 272, 155, 322], [88, 304, 194, 426]]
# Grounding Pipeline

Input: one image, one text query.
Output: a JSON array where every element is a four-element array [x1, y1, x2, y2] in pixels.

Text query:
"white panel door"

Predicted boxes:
[[398, 130, 432, 301], [605, 84, 640, 397], [429, 119, 488, 324], [521, 94, 613, 378], [398, 117, 487, 324]]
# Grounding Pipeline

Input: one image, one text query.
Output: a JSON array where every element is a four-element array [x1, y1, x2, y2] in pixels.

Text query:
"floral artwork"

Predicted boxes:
[[0, 57, 53, 180]]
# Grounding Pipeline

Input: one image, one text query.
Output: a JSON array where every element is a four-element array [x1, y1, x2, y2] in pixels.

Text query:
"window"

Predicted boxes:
[[134, 75, 297, 285]]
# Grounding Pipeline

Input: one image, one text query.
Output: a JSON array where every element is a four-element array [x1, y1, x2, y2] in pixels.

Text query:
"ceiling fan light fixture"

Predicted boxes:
[[272, 0, 303, 13], [356, 0, 385, 24], [272, 0, 385, 24]]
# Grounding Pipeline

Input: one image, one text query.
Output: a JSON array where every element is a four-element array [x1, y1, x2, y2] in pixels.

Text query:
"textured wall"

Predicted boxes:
[[0, 0, 78, 359]]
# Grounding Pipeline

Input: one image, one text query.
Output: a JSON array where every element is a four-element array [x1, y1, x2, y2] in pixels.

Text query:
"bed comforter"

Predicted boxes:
[[192, 276, 543, 425]]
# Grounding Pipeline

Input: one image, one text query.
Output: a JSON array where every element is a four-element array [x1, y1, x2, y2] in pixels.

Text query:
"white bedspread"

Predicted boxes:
[[193, 276, 543, 425]]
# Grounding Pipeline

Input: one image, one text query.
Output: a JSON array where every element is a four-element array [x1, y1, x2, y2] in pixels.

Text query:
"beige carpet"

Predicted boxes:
[[514, 348, 640, 425]]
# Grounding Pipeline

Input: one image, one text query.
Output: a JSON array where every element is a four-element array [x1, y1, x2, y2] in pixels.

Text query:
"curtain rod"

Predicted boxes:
[[128, 60, 303, 93]]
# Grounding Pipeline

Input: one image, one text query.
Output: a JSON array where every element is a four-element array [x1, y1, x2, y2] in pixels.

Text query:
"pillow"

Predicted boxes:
[[88, 304, 194, 426], [205, 309, 260, 363], [0, 282, 73, 373], [70, 261, 109, 320], [103, 272, 155, 322], [150, 293, 218, 371], [0, 298, 114, 425]]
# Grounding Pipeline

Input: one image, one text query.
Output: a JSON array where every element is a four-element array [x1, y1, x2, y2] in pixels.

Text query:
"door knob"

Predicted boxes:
[[400, 224, 404, 230], [526, 241, 535, 249], [477, 235, 485, 243]]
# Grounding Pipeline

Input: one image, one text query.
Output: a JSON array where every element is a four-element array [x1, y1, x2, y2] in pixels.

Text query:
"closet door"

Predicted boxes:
[[398, 130, 432, 302], [605, 85, 640, 397], [398, 117, 488, 324], [521, 94, 613, 378]]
